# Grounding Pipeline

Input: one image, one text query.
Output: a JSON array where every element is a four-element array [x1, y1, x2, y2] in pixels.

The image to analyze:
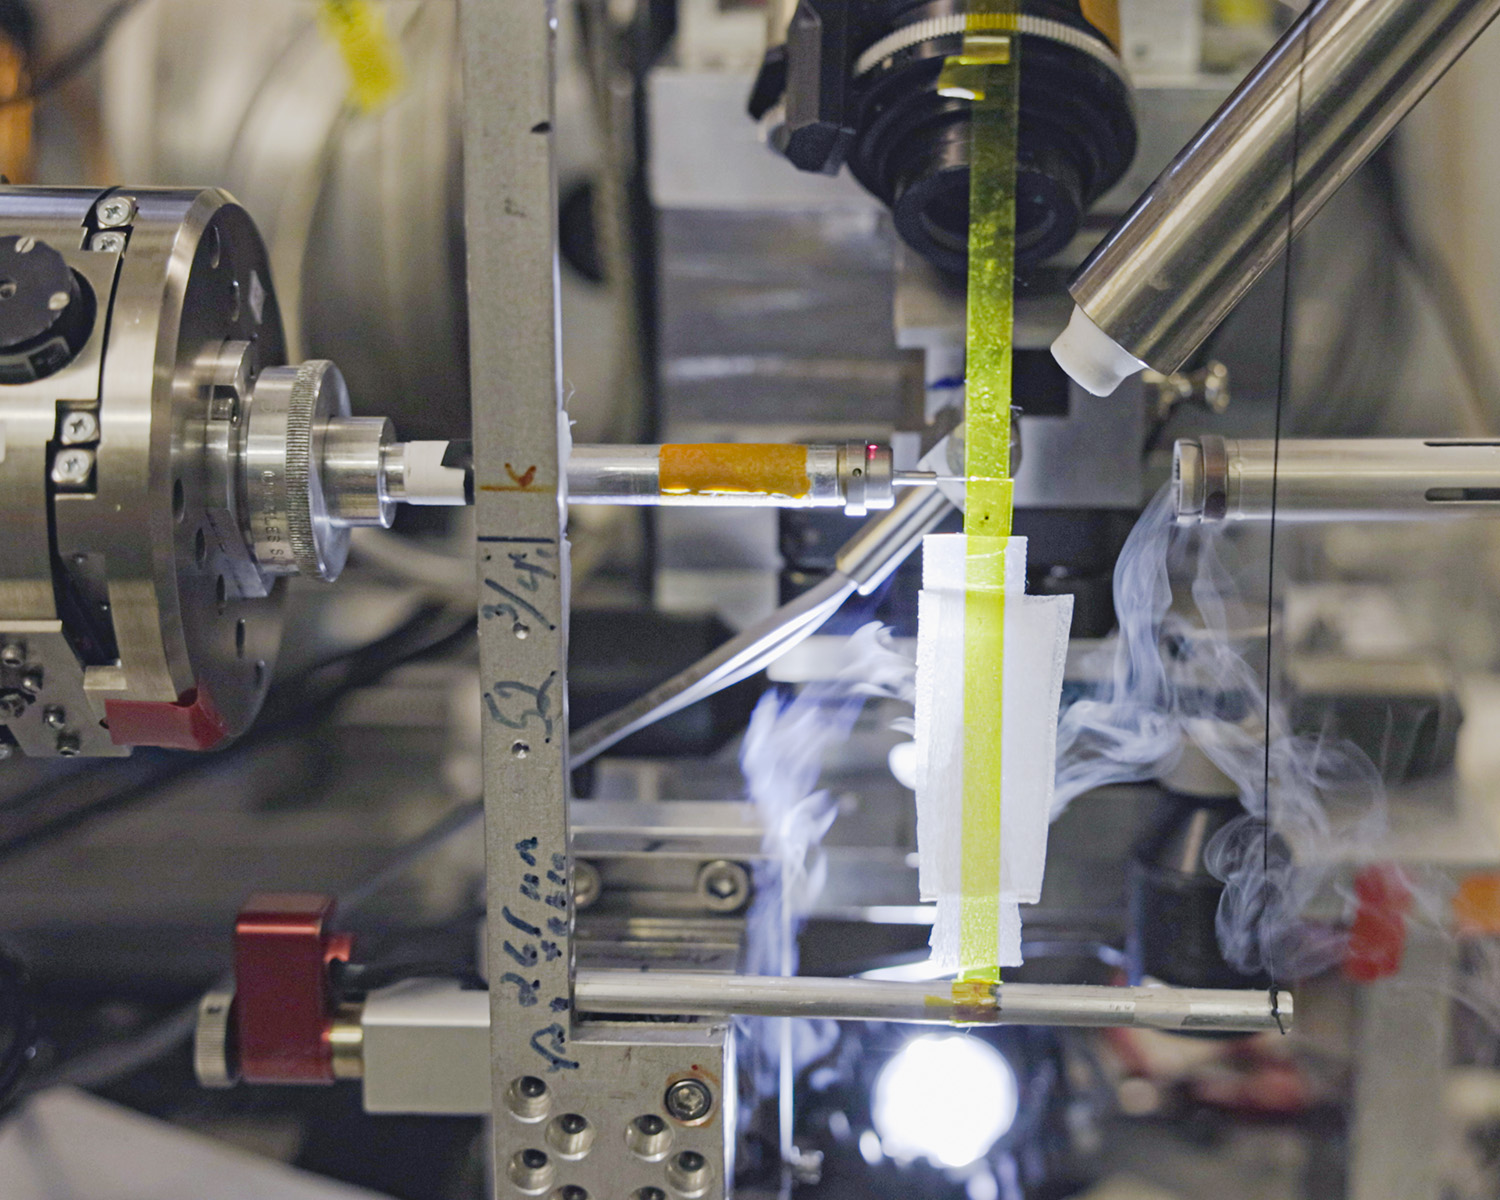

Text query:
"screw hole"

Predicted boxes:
[[172, 478, 185, 522], [205, 224, 221, 270], [235, 619, 246, 659], [0, 279, 17, 300], [194, 527, 206, 567]]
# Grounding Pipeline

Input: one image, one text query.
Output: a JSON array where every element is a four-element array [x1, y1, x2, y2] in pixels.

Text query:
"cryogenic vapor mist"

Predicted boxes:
[[1055, 488, 1388, 979], [738, 623, 915, 1096]]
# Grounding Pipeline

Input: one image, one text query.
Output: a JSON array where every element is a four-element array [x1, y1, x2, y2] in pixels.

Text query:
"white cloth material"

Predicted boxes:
[[914, 534, 1073, 969]]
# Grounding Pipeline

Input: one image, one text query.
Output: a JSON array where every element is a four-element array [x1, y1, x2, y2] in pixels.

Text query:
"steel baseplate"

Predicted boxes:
[[494, 1023, 733, 1199]]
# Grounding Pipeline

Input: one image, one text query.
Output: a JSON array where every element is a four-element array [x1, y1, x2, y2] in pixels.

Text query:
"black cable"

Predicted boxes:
[[0, 941, 36, 1110], [0, 0, 144, 109], [331, 959, 484, 998], [337, 797, 482, 914], [0, 606, 480, 1102], [1260, 21, 1307, 1034], [0, 603, 475, 865]]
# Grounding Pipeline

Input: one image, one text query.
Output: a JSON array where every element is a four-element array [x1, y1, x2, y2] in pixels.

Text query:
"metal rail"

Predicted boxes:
[[572, 970, 1292, 1033]]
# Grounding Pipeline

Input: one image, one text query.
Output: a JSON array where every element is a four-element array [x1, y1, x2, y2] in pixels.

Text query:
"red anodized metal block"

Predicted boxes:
[[234, 893, 353, 1084], [105, 680, 231, 750]]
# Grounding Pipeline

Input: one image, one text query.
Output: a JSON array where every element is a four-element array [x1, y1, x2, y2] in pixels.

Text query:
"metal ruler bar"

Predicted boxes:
[[459, 0, 574, 1148]]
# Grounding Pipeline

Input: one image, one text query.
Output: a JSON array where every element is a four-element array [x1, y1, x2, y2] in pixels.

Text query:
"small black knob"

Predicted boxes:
[[0, 236, 93, 383]]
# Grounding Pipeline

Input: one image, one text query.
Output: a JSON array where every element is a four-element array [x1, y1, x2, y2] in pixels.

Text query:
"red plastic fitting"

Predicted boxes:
[[1344, 863, 1413, 984], [234, 893, 353, 1084]]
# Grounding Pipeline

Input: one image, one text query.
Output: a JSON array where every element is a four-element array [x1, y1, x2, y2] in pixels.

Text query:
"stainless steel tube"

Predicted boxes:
[[835, 485, 954, 595], [567, 442, 897, 515], [568, 484, 954, 767], [574, 970, 1293, 1033], [1060, 0, 1500, 388], [1175, 435, 1500, 524]]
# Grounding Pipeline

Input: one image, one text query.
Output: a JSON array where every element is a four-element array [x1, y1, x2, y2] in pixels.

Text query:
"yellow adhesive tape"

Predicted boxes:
[[320, 1, 404, 113]]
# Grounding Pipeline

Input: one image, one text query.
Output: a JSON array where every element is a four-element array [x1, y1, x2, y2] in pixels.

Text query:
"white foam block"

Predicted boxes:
[[914, 534, 1073, 969]]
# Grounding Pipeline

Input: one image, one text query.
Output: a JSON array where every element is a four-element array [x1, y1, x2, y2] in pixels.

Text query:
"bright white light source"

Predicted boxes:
[[871, 1034, 1018, 1169]]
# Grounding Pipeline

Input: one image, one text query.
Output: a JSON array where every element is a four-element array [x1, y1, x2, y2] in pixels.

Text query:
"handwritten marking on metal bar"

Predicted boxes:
[[482, 534, 575, 1071]]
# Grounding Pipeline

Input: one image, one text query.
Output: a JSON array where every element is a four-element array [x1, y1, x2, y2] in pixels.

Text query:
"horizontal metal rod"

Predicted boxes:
[[568, 484, 953, 767], [573, 970, 1292, 1033], [567, 442, 895, 514], [1175, 435, 1500, 524]]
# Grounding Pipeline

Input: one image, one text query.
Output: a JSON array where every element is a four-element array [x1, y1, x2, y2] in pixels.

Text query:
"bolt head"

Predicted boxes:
[[573, 859, 601, 910], [59, 410, 98, 445], [0, 690, 28, 720], [21, 670, 41, 691], [665, 1078, 714, 1123], [52, 447, 94, 486], [90, 230, 126, 254], [696, 860, 750, 912], [96, 196, 135, 228], [42, 705, 65, 730], [0, 643, 24, 668], [55, 731, 81, 756]]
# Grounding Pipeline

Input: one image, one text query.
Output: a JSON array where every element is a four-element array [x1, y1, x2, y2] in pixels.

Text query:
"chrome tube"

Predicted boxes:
[[1174, 436, 1500, 524], [574, 970, 1292, 1033], [567, 442, 897, 515], [1061, 0, 1500, 387], [568, 484, 954, 767]]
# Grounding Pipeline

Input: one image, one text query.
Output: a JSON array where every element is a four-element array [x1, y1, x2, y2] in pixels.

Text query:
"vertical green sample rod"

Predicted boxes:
[[943, 8, 1019, 982]]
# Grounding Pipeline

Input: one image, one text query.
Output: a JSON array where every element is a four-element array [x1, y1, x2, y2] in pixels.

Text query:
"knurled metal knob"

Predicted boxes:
[[242, 360, 353, 582], [194, 989, 239, 1088]]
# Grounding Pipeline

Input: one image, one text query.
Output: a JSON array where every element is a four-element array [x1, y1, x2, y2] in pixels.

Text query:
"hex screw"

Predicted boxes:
[[0, 643, 24, 668], [0, 690, 28, 720], [55, 731, 81, 756], [90, 230, 126, 254], [664, 1078, 714, 1124], [59, 411, 99, 445], [21, 670, 41, 692], [52, 447, 95, 487], [42, 705, 66, 730], [95, 195, 136, 228], [695, 860, 751, 913]]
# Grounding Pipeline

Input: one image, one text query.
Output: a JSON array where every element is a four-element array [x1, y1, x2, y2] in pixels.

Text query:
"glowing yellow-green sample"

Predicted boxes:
[[955, 9, 1019, 982]]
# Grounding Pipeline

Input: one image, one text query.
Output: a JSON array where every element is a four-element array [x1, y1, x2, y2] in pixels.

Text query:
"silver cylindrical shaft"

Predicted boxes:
[[568, 442, 895, 515], [321, 417, 396, 527], [574, 970, 1292, 1033], [1069, 0, 1500, 377], [1175, 435, 1500, 524]]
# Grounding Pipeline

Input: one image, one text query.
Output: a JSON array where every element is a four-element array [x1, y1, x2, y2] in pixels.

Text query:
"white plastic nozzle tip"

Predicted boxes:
[[1050, 304, 1147, 397], [401, 441, 470, 505]]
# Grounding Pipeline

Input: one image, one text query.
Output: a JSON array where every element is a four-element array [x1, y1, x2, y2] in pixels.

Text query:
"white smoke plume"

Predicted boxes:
[[1054, 487, 1389, 979], [738, 622, 914, 1098]]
